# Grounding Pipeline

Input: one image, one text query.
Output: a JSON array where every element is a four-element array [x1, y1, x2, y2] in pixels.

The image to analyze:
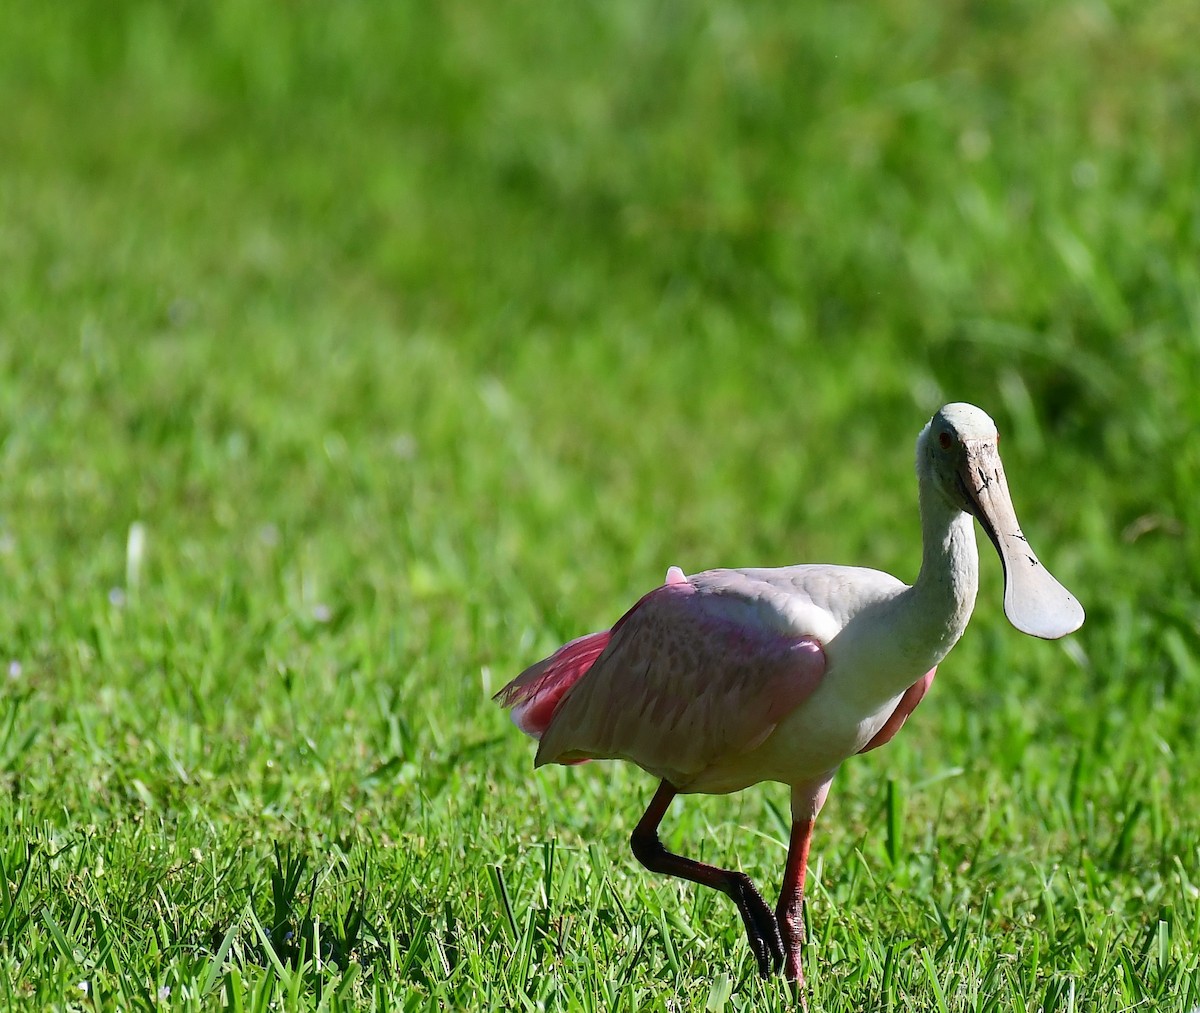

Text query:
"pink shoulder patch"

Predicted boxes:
[[857, 668, 936, 754], [495, 631, 612, 739]]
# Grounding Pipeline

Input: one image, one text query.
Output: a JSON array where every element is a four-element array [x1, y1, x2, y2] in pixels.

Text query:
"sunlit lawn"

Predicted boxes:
[[1, 1, 1199, 1009]]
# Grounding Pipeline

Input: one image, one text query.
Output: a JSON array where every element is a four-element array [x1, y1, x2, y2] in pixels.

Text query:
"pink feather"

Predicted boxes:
[[496, 631, 612, 740]]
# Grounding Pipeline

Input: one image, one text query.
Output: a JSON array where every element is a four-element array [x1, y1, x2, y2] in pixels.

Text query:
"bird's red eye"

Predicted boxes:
[[938, 431, 954, 450]]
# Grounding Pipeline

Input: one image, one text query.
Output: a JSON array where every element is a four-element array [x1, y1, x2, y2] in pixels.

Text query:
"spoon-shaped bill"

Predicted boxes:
[[959, 441, 1085, 640]]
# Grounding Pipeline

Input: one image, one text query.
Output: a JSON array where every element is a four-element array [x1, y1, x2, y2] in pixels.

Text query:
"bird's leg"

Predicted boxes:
[[775, 817, 815, 986], [631, 780, 784, 977]]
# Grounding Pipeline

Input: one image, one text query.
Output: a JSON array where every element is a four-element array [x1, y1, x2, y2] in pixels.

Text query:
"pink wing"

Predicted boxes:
[[530, 580, 826, 783], [493, 566, 708, 741]]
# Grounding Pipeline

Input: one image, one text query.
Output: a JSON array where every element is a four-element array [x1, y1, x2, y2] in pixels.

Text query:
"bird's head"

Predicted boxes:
[[919, 402, 1084, 640]]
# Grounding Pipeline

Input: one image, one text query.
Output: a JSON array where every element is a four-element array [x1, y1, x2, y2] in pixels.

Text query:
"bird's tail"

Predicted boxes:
[[493, 631, 612, 741]]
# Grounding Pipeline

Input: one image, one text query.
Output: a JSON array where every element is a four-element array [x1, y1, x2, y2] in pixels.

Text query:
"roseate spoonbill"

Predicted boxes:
[[495, 403, 1083, 993]]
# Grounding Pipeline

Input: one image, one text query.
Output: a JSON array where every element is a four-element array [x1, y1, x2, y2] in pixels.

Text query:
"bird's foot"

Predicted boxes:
[[775, 898, 806, 1008], [730, 874, 784, 977], [776, 904, 804, 981], [784, 972, 808, 1012]]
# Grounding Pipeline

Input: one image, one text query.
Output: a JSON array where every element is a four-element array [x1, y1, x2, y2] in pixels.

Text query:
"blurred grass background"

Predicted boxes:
[[1, 0, 1199, 1008]]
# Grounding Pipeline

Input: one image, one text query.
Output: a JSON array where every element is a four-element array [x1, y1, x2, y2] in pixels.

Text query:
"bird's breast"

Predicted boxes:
[[677, 680, 907, 795]]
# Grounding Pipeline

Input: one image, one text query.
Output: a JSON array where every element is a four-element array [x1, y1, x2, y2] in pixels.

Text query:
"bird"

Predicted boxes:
[[494, 402, 1084, 997]]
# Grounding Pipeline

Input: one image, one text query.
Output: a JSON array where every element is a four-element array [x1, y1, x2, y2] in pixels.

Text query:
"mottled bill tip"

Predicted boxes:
[[1001, 552, 1085, 640]]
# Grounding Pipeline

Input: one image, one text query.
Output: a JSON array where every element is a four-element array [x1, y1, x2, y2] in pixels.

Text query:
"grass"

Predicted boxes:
[[1, 0, 1199, 1008]]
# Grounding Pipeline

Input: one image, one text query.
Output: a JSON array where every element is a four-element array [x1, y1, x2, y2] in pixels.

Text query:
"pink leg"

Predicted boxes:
[[631, 781, 785, 976], [775, 818, 815, 985]]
